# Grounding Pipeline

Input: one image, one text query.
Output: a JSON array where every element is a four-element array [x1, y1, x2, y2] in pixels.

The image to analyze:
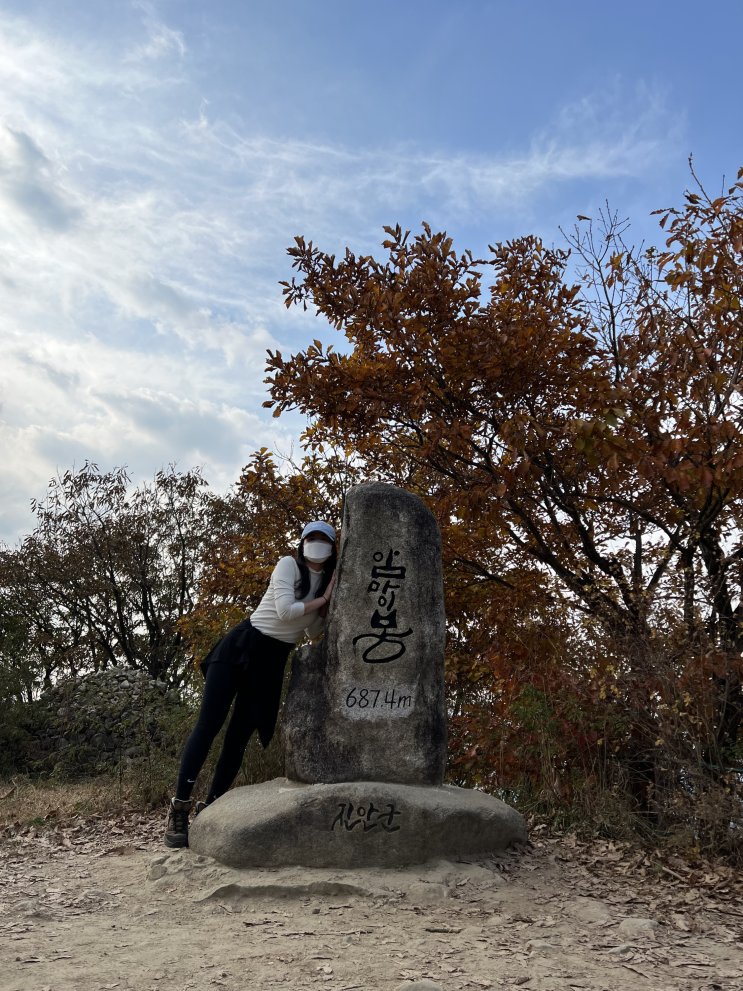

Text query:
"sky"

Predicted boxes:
[[0, 0, 741, 542]]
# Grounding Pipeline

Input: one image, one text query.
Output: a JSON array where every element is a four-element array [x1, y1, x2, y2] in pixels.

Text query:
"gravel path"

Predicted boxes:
[[2, 813, 743, 991]]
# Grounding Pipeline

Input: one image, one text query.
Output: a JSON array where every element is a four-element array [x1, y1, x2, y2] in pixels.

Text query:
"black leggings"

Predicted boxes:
[[176, 663, 258, 803]]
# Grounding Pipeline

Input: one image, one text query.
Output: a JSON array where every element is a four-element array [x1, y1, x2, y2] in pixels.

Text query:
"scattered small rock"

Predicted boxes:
[[394, 982, 444, 991], [526, 938, 555, 951], [15, 899, 52, 920], [617, 917, 659, 935], [406, 881, 450, 903], [570, 896, 612, 923]]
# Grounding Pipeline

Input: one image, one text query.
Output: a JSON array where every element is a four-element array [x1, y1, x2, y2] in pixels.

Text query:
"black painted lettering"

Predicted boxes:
[[331, 804, 347, 831], [330, 799, 403, 835], [353, 627, 413, 663]]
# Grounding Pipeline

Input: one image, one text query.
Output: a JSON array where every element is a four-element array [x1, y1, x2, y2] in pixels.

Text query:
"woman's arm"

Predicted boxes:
[[272, 558, 307, 621]]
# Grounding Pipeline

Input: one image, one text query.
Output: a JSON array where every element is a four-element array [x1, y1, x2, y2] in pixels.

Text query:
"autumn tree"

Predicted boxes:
[[265, 165, 743, 797], [0, 463, 209, 686]]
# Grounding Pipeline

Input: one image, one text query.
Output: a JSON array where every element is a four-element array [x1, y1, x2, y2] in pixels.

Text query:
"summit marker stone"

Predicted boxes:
[[189, 482, 528, 868], [282, 481, 447, 785]]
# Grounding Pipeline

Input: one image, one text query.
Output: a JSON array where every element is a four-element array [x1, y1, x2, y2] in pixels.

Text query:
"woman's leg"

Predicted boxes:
[[204, 669, 256, 802], [175, 663, 240, 800]]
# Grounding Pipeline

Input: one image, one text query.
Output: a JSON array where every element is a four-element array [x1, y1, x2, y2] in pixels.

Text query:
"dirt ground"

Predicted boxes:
[[2, 809, 743, 991]]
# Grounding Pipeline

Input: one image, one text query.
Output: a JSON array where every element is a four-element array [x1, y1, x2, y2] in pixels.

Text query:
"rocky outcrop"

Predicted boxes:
[[24, 666, 183, 768]]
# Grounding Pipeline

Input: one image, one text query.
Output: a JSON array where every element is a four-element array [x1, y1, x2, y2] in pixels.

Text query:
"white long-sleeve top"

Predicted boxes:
[[250, 556, 326, 644]]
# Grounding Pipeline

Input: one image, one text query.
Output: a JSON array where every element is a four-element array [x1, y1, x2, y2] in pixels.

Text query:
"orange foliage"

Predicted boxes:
[[258, 163, 743, 792]]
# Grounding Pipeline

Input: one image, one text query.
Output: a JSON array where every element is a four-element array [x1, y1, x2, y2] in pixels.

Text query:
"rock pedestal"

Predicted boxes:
[[189, 482, 527, 868], [189, 778, 527, 869]]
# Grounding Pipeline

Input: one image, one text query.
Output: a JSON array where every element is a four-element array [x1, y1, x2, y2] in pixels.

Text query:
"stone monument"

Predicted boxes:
[[189, 482, 527, 869], [282, 482, 447, 785]]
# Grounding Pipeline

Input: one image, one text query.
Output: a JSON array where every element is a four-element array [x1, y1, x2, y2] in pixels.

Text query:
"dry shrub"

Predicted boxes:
[[504, 758, 743, 865], [653, 767, 743, 863], [0, 727, 286, 835], [1, 660, 294, 827], [0, 775, 129, 831], [521, 784, 653, 846]]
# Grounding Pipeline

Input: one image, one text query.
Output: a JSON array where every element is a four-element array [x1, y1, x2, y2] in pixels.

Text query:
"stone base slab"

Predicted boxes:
[[188, 778, 527, 869]]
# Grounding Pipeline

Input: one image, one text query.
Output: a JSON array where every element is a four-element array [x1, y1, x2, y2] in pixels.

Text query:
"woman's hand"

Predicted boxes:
[[318, 570, 336, 618]]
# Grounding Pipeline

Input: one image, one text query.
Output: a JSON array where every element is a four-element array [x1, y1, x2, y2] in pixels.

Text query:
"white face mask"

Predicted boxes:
[[304, 541, 332, 563]]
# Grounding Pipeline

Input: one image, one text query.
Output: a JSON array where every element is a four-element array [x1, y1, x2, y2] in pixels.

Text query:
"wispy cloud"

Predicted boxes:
[[0, 11, 682, 540], [126, 2, 186, 62]]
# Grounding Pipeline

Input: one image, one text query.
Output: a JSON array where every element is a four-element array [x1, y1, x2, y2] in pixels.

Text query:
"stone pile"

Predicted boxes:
[[26, 666, 182, 766]]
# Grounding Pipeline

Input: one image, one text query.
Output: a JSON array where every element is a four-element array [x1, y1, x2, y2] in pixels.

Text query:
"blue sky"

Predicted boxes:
[[0, 0, 741, 540]]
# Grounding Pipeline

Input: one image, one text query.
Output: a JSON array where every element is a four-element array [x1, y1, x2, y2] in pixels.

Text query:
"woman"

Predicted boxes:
[[164, 521, 337, 847]]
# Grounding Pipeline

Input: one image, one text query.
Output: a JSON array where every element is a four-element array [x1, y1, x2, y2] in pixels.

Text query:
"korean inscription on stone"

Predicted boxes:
[[330, 800, 402, 833], [352, 549, 413, 663]]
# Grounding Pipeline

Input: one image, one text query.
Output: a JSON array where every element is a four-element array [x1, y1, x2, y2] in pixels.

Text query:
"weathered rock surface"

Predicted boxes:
[[526, 939, 556, 952], [188, 777, 527, 869], [282, 481, 447, 786]]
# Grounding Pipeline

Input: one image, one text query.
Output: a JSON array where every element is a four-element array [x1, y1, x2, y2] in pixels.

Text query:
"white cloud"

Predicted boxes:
[[125, 1, 186, 62], [0, 12, 682, 542]]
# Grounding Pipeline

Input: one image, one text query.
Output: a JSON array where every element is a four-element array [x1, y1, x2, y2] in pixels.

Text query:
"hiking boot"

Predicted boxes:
[[194, 801, 208, 817], [164, 798, 192, 848]]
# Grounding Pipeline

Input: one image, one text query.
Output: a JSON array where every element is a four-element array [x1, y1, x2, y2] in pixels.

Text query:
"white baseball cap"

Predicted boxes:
[[301, 521, 336, 542]]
